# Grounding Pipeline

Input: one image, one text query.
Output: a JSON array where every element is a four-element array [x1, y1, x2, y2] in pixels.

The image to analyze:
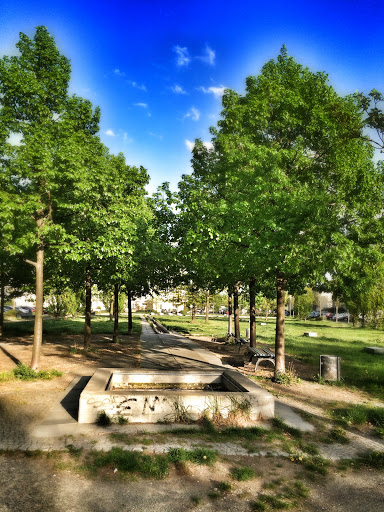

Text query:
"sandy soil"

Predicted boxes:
[[1, 332, 384, 512]]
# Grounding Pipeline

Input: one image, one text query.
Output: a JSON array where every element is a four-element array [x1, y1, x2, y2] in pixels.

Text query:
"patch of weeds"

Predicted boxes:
[[357, 450, 384, 469], [281, 481, 310, 499], [96, 410, 112, 427], [140, 438, 154, 446], [231, 466, 255, 481], [256, 495, 291, 510], [24, 449, 44, 458], [324, 427, 349, 445], [90, 447, 169, 479], [291, 455, 330, 476], [168, 447, 217, 465], [109, 433, 133, 444], [191, 495, 202, 506], [273, 364, 300, 386], [201, 415, 216, 433], [218, 481, 232, 492], [66, 444, 83, 458], [117, 415, 129, 425], [12, 364, 63, 381], [296, 442, 319, 456], [272, 417, 303, 439], [331, 404, 384, 431], [208, 490, 221, 500], [251, 501, 267, 511]]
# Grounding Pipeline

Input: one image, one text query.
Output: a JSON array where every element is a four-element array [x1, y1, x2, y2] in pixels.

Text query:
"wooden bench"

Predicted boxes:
[[247, 347, 275, 371]]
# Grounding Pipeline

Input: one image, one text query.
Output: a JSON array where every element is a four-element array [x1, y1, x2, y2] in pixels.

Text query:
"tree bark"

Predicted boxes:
[[205, 292, 209, 323], [127, 288, 133, 335], [30, 243, 44, 369], [109, 297, 114, 321], [228, 290, 233, 335], [84, 265, 92, 350], [113, 283, 119, 342], [249, 278, 256, 348], [274, 273, 287, 376], [191, 303, 196, 323], [234, 282, 240, 339]]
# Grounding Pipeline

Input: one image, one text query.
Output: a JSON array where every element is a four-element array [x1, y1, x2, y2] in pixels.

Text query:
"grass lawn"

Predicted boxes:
[[2, 314, 142, 337], [156, 314, 384, 400]]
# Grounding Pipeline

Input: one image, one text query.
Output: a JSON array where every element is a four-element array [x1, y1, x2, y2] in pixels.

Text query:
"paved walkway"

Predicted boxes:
[[140, 318, 224, 369]]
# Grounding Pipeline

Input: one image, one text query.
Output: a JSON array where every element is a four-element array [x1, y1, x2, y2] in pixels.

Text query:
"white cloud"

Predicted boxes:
[[114, 68, 126, 77], [185, 139, 195, 151], [6, 132, 23, 146], [105, 129, 115, 136], [171, 84, 187, 94], [173, 45, 190, 67], [199, 85, 226, 98], [185, 140, 213, 151], [135, 103, 148, 108], [197, 45, 216, 65], [149, 132, 163, 140], [184, 107, 200, 121], [123, 133, 133, 144], [128, 80, 147, 92]]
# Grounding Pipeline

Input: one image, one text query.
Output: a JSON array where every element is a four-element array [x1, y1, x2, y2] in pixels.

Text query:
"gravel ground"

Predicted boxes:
[[1, 333, 384, 511]]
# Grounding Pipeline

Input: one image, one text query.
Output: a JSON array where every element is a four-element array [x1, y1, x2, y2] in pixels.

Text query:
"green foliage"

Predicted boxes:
[[12, 364, 62, 381], [167, 447, 217, 465], [96, 411, 112, 427], [331, 404, 384, 429], [294, 288, 314, 320], [230, 466, 256, 481], [46, 288, 80, 317], [90, 447, 169, 479]]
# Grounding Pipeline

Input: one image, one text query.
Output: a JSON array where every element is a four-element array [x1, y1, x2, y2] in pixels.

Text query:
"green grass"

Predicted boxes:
[[157, 315, 384, 399], [2, 314, 142, 336], [0, 364, 63, 382]]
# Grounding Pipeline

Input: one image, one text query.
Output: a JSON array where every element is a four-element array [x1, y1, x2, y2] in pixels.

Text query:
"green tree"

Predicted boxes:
[[179, 47, 380, 376], [0, 27, 101, 367]]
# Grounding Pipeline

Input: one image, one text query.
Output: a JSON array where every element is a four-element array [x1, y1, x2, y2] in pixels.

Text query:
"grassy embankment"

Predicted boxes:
[[156, 314, 384, 400]]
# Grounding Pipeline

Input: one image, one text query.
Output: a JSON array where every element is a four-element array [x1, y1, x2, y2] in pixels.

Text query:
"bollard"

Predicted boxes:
[[246, 328, 250, 338], [320, 355, 340, 381]]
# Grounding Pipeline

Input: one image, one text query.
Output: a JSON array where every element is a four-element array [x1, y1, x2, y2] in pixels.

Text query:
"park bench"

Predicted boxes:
[[247, 346, 275, 371]]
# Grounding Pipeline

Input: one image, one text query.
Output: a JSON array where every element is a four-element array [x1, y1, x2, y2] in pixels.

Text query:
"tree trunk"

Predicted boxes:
[[228, 291, 233, 335], [274, 273, 287, 376], [84, 265, 92, 350], [205, 292, 209, 323], [336, 303, 339, 323], [113, 283, 119, 342], [109, 297, 114, 321], [127, 288, 133, 335], [30, 243, 44, 369], [249, 278, 256, 348], [234, 282, 240, 339], [191, 303, 196, 323], [0, 268, 4, 338]]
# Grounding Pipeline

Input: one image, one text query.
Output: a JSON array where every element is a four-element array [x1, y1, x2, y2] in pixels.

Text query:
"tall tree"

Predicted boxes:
[[0, 27, 94, 367]]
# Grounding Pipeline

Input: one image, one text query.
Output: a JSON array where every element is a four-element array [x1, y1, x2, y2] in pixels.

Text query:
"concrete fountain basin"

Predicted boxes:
[[78, 368, 274, 424]]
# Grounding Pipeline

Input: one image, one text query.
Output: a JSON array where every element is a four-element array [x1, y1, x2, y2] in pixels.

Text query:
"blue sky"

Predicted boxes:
[[1, 0, 383, 194]]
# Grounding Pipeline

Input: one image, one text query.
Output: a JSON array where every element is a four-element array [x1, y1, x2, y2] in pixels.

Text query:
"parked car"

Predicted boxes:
[[15, 306, 34, 318], [3, 305, 13, 312], [331, 312, 349, 321], [309, 311, 320, 318]]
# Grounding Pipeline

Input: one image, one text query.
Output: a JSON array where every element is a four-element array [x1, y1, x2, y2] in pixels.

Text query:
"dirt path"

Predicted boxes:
[[1, 333, 384, 511]]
